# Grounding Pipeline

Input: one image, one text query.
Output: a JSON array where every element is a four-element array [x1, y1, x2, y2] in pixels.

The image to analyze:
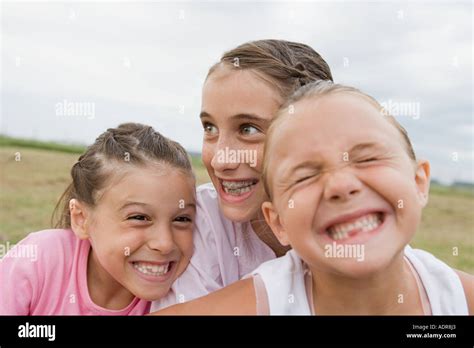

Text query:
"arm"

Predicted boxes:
[[150, 277, 257, 315], [455, 270, 474, 315]]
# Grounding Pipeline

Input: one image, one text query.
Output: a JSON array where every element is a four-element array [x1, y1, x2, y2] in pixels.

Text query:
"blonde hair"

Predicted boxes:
[[262, 80, 417, 199]]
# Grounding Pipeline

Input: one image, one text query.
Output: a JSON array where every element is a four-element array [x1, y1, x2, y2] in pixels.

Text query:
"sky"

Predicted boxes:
[[1, 0, 472, 184]]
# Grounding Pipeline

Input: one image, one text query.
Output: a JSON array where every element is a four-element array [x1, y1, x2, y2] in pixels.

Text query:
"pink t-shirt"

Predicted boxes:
[[0, 229, 151, 315], [152, 183, 276, 310]]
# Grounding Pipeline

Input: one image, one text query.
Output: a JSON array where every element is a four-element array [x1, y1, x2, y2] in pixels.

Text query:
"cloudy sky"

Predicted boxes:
[[1, 1, 472, 184]]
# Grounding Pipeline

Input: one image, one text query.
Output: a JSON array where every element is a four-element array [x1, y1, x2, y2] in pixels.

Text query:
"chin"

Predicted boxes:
[[219, 205, 253, 223], [138, 289, 170, 302], [218, 199, 259, 223]]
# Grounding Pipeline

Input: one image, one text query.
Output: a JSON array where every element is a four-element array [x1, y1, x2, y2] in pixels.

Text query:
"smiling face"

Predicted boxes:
[[262, 93, 430, 277], [73, 163, 196, 302], [201, 65, 282, 222]]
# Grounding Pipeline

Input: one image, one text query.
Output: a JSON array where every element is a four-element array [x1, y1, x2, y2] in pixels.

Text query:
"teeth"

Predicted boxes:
[[133, 262, 170, 277], [221, 180, 257, 195], [327, 213, 382, 241], [222, 180, 256, 189]]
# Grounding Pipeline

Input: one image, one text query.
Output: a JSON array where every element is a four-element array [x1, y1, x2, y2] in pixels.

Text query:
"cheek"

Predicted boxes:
[[91, 224, 144, 259], [366, 166, 419, 210], [280, 188, 320, 237], [201, 142, 214, 171], [174, 231, 194, 259], [88, 233, 133, 278], [254, 144, 264, 174], [287, 184, 321, 222], [120, 231, 147, 254], [363, 167, 422, 237]]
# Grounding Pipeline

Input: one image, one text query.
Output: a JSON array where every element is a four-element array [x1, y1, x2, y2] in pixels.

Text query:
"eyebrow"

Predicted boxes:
[[279, 160, 323, 184], [349, 142, 384, 152], [119, 201, 150, 211], [182, 203, 197, 210], [287, 160, 322, 175], [200, 111, 270, 127], [280, 142, 385, 180], [119, 201, 196, 211]]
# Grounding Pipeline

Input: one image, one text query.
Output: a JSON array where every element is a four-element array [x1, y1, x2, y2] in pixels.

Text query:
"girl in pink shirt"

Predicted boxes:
[[0, 123, 196, 315]]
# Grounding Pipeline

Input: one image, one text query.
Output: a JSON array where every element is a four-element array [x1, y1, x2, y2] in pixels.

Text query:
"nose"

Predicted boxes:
[[210, 136, 240, 172], [147, 225, 175, 255], [323, 169, 362, 203]]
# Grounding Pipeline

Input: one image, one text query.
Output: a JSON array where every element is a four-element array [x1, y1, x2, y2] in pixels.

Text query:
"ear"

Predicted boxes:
[[414, 160, 430, 207], [261, 201, 290, 246], [69, 199, 91, 239]]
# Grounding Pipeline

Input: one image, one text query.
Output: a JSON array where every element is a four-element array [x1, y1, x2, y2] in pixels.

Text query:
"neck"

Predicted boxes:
[[87, 248, 135, 310], [311, 252, 424, 315], [251, 213, 291, 257]]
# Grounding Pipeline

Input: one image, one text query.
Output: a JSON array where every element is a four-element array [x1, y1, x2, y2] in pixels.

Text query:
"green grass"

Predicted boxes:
[[0, 135, 86, 154], [429, 182, 474, 198], [413, 184, 474, 272], [0, 143, 210, 245], [0, 137, 472, 273]]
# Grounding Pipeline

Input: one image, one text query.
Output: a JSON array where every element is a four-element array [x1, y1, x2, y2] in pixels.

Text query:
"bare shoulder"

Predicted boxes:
[[149, 277, 257, 315], [455, 269, 474, 315]]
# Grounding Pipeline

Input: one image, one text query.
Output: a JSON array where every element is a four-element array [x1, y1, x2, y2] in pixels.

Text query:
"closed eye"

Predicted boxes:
[[127, 214, 150, 221], [294, 173, 319, 185], [295, 176, 311, 184], [357, 157, 378, 163]]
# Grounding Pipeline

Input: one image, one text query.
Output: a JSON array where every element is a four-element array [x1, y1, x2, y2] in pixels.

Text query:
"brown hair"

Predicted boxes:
[[262, 80, 417, 199], [207, 39, 333, 100], [52, 123, 194, 228]]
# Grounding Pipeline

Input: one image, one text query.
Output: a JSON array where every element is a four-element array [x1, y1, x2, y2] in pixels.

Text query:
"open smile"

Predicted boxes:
[[130, 260, 176, 282], [216, 177, 259, 203], [321, 210, 387, 244]]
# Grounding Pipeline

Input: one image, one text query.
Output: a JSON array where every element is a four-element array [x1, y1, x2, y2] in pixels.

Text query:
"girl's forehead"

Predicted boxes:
[[268, 94, 402, 165], [205, 66, 258, 87], [202, 85, 280, 125], [279, 94, 393, 139], [204, 67, 282, 103], [97, 164, 195, 202]]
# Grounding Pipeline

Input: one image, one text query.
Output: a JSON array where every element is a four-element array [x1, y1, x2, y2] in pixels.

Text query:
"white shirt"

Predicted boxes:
[[249, 246, 469, 315]]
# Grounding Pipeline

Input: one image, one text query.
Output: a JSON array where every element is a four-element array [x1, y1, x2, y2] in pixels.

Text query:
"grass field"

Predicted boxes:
[[0, 139, 473, 273]]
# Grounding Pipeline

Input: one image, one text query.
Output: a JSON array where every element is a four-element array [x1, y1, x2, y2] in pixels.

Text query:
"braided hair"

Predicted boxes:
[[52, 123, 193, 228], [207, 39, 333, 100]]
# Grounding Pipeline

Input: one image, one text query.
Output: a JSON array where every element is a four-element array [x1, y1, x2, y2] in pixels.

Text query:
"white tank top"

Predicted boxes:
[[249, 246, 468, 315]]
